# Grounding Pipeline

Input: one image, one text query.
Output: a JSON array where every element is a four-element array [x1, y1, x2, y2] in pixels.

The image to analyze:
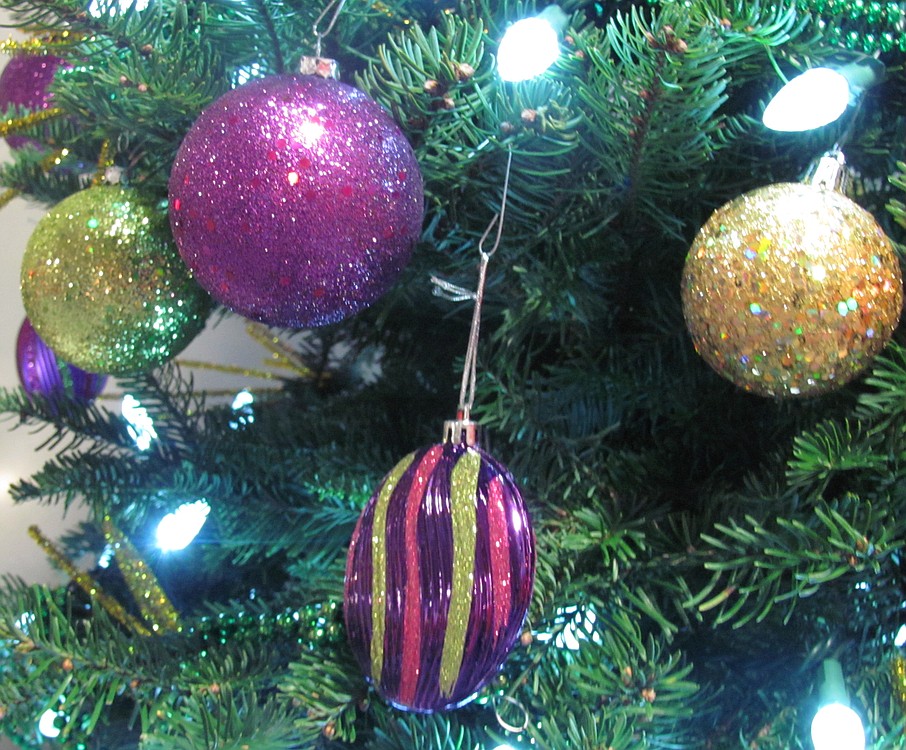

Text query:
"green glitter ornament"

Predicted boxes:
[[21, 186, 211, 375]]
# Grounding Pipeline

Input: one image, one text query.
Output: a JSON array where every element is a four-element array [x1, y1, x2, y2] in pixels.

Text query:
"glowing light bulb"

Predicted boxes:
[[895, 623, 906, 648], [497, 6, 567, 82], [38, 709, 63, 739], [229, 389, 255, 430], [88, 0, 149, 17], [811, 703, 865, 750], [534, 604, 601, 650], [156, 499, 210, 552], [122, 394, 157, 451], [762, 68, 850, 132], [233, 62, 264, 88]]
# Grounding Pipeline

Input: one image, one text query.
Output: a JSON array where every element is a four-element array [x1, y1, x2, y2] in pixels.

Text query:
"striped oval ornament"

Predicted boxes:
[[344, 423, 535, 712], [16, 318, 108, 403]]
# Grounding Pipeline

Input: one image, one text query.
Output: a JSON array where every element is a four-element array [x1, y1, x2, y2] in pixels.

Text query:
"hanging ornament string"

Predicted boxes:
[[312, 0, 348, 58], [456, 150, 513, 423]]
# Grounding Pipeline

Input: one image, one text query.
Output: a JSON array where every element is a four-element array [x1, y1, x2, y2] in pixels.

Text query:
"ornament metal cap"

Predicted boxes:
[[443, 418, 480, 446], [804, 149, 851, 194], [299, 56, 338, 78]]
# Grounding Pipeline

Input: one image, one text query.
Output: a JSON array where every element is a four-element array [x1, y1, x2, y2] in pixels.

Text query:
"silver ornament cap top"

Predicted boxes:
[[444, 418, 479, 447], [299, 56, 338, 78], [804, 149, 851, 194]]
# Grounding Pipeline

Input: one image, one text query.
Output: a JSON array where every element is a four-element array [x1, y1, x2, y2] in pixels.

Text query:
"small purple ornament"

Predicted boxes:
[[168, 74, 424, 328], [16, 318, 107, 402], [344, 422, 535, 712], [0, 53, 64, 149]]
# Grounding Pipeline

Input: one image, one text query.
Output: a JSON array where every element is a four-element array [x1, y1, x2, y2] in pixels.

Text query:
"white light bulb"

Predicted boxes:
[[534, 604, 602, 650], [895, 623, 906, 648], [122, 394, 157, 451], [762, 67, 850, 132], [231, 390, 254, 410], [497, 16, 561, 82], [88, 0, 148, 17], [811, 702, 865, 750], [156, 500, 211, 552], [38, 709, 63, 739]]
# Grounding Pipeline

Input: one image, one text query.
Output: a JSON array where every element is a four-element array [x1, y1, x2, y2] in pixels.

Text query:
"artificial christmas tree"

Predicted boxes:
[[0, 0, 905, 748]]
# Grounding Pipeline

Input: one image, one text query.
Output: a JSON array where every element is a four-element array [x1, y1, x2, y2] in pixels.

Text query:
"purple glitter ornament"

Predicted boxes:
[[0, 53, 65, 149], [16, 318, 107, 402], [168, 74, 424, 328], [344, 423, 535, 712]]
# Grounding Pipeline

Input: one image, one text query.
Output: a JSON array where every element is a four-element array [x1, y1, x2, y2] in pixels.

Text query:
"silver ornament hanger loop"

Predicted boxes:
[[493, 693, 530, 734]]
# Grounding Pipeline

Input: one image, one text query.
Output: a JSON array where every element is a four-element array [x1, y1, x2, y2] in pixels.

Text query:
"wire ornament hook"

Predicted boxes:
[[456, 149, 514, 422], [312, 0, 348, 58], [493, 693, 530, 734]]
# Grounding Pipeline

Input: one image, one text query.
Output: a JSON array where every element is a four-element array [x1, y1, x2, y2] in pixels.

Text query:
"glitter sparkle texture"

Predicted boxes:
[[168, 74, 424, 328], [20, 186, 211, 375], [681, 182, 904, 397], [0, 53, 65, 149]]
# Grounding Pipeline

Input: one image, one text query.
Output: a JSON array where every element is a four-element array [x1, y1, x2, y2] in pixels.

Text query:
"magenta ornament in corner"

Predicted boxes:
[[0, 53, 65, 149], [168, 74, 424, 328]]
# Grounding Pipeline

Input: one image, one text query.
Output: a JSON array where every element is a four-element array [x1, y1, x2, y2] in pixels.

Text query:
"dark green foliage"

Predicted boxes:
[[1, 0, 906, 748]]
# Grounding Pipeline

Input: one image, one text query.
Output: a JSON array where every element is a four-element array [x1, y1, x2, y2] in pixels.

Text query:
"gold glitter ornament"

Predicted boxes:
[[21, 186, 211, 375], [681, 153, 903, 398]]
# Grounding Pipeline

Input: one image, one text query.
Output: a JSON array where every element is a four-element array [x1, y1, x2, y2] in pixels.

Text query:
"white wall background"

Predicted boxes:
[[0, 19, 273, 747]]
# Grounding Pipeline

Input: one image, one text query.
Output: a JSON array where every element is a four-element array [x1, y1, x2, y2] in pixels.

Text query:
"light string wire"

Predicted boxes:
[[312, 0, 348, 57], [457, 150, 513, 422]]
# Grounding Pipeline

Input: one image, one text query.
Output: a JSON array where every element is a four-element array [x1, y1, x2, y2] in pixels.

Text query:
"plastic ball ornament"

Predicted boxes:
[[0, 53, 65, 149], [681, 182, 903, 397], [21, 186, 211, 375], [169, 73, 424, 328], [16, 318, 107, 402], [344, 422, 535, 712]]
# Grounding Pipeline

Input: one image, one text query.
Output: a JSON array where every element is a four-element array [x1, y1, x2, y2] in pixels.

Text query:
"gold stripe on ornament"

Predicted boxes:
[[102, 518, 180, 633], [369, 452, 416, 687], [28, 525, 151, 636], [439, 449, 480, 697], [0, 107, 64, 138]]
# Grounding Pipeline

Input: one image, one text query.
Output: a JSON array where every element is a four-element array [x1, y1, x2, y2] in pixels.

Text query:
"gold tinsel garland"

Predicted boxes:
[[101, 518, 181, 634], [28, 525, 152, 636]]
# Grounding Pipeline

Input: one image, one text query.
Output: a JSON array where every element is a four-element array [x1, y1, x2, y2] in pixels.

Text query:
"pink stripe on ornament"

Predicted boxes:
[[398, 445, 444, 707], [487, 476, 512, 642]]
